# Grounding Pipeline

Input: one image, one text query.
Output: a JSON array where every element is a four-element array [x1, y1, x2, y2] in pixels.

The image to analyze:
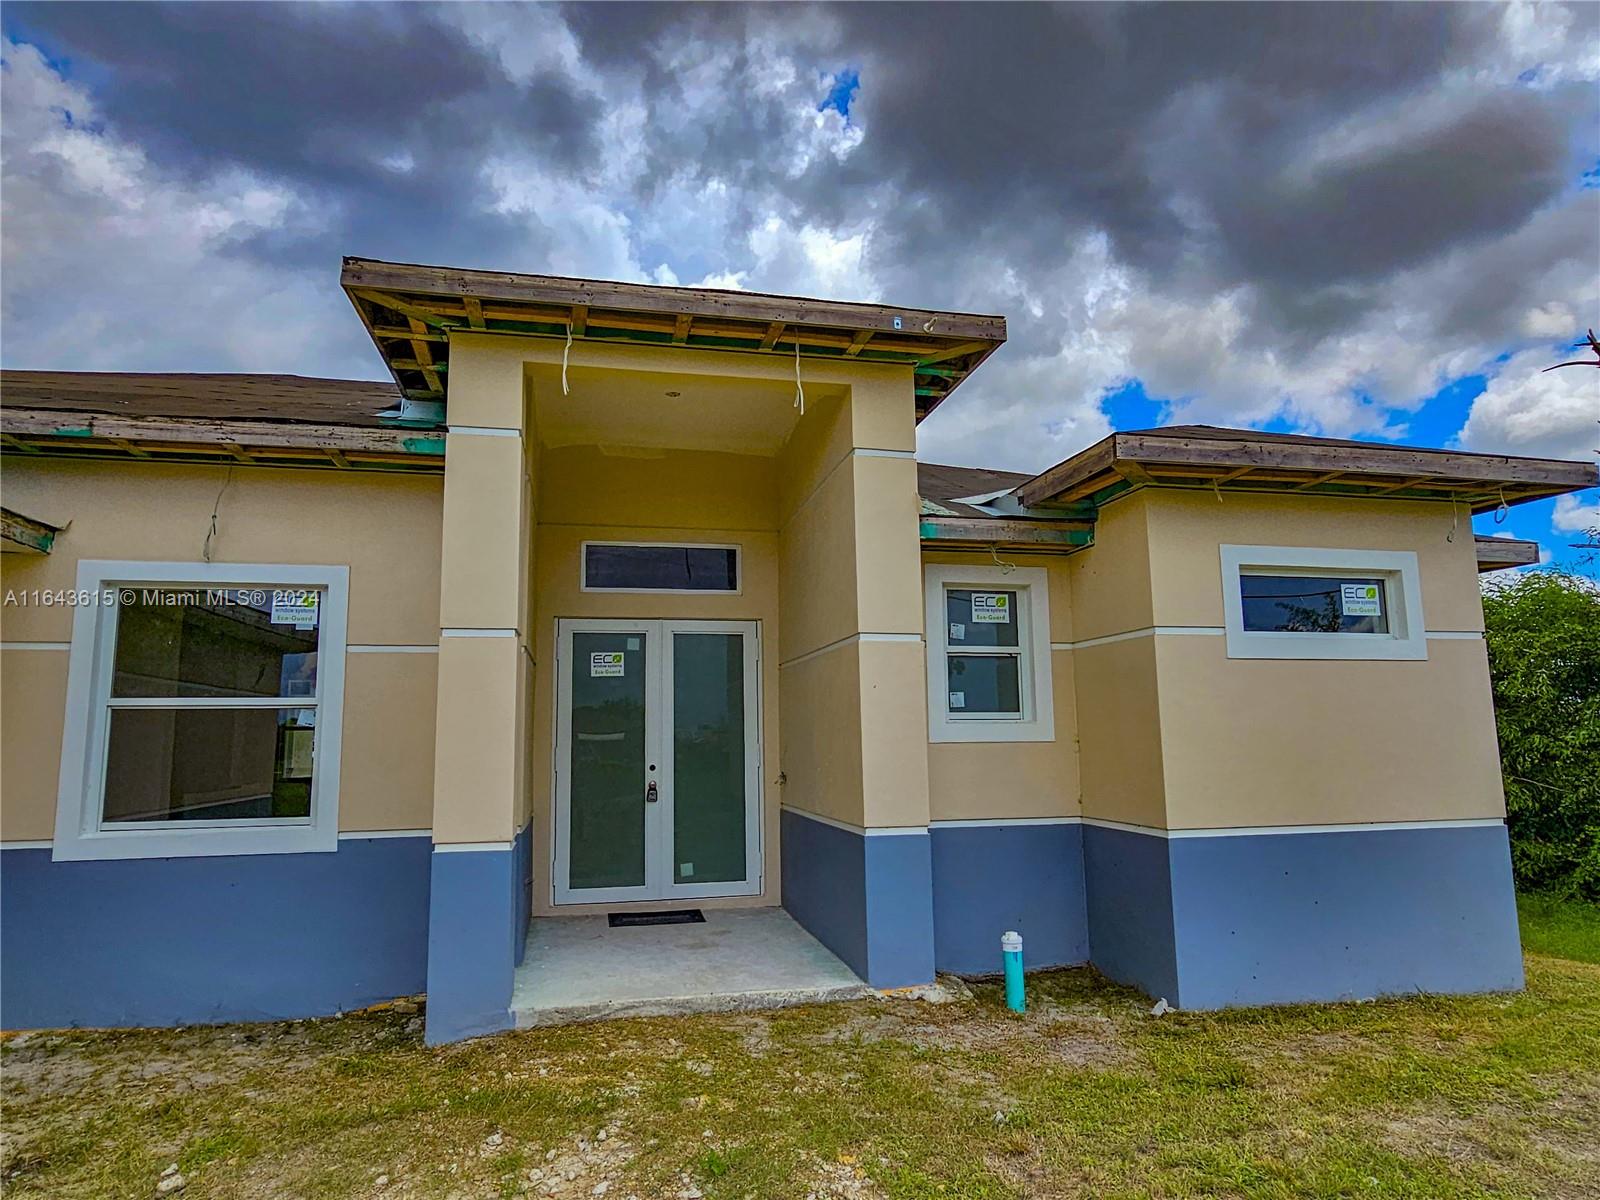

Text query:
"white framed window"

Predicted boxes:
[[580, 541, 741, 594], [924, 564, 1055, 743], [1220, 545, 1426, 661], [52, 561, 348, 861]]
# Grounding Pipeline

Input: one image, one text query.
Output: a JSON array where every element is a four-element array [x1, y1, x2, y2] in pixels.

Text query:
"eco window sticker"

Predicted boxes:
[[970, 592, 1011, 623], [589, 651, 625, 677], [270, 590, 319, 629], [1339, 583, 1382, 617]]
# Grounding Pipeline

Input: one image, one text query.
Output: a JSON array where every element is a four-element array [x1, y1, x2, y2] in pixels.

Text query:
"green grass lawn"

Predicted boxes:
[[1518, 892, 1600, 964], [4, 906, 1598, 1200]]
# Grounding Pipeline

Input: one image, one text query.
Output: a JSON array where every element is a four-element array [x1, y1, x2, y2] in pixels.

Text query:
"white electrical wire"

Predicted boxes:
[[793, 335, 804, 415], [562, 320, 573, 396]]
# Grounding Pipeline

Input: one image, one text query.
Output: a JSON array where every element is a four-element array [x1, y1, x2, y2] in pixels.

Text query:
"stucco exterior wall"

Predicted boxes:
[[0, 458, 444, 842], [920, 550, 1080, 822], [528, 443, 783, 915], [776, 373, 931, 833], [1139, 489, 1503, 829]]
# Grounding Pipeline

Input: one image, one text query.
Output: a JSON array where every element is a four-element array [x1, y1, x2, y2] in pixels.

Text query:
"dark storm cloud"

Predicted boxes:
[[5, 1, 600, 269], [3, 0, 1594, 412]]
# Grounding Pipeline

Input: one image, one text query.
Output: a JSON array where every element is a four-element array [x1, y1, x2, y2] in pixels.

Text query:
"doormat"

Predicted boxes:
[[608, 909, 706, 928]]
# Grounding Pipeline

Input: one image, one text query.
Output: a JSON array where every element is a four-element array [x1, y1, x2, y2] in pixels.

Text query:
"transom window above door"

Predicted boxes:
[[581, 542, 739, 594]]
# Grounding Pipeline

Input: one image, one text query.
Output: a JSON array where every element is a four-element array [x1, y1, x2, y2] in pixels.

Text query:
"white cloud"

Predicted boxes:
[[0, 40, 364, 376], [1456, 346, 1600, 462], [1552, 492, 1600, 533]]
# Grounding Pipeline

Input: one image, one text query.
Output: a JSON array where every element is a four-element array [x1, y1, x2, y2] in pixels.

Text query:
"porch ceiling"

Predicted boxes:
[[528, 363, 840, 456], [341, 256, 1006, 424]]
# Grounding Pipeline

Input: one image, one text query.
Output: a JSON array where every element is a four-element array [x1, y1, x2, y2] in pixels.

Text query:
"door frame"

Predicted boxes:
[[551, 617, 762, 906]]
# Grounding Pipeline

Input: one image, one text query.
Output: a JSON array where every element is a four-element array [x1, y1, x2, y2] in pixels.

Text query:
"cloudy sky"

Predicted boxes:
[[3, 2, 1596, 560]]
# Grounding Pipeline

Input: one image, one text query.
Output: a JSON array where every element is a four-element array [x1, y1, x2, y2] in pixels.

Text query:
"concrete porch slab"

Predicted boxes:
[[511, 907, 873, 1027]]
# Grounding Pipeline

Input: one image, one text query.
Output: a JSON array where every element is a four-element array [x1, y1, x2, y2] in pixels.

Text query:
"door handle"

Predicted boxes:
[[645, 781, 658, 803]]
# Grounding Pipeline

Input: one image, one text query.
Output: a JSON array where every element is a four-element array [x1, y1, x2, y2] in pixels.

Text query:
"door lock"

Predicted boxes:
[[645, 780, 659, 803]]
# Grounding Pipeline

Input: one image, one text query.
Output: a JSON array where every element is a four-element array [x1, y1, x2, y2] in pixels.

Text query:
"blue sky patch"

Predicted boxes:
[[820, 68, 859, 120]]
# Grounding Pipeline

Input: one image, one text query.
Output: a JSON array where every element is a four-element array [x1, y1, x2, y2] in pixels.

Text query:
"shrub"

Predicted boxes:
[[1481, 569, 1600, 900]]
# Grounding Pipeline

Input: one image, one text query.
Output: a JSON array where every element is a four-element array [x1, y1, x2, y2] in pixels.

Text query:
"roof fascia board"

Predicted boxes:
[[341, 258, 1006, 343]]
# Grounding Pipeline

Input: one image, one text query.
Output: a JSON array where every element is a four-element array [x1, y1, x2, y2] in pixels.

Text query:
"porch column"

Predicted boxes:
[[777, 370, 936, 988], [424, 342, 535, 1044]]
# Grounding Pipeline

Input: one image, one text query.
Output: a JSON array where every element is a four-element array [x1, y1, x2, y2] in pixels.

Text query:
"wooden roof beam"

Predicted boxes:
[[570, 304, 588, 335]]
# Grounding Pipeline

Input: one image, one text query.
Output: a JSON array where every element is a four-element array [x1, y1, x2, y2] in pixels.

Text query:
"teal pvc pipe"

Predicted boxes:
[[1002, 930, 1025, 1012]]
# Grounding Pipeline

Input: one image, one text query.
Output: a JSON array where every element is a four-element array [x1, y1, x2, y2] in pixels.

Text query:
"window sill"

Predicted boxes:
[[51, 823, 339, 862]]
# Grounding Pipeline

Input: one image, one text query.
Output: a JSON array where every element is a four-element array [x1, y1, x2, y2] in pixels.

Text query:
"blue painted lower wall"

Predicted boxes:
[[1083, 823, 1180, 1002], [424, 829, 531, 1045], [1084, 821, 1524, 1009], [0, 835, 431, 1030], [780, 809, 935, 989], [1167, 823, 1525, 1008], [930, 823, 1088, 975], [514, 821, 533, 966]]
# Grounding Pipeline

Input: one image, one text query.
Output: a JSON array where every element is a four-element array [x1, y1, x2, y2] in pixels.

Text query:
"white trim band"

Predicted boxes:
[[447, 426, 521, 437], [778, 631, 922, 670], [781, 806, 927, 837], [433, 841, 514, 853], [855, 448, 917, 459], [0, 840, 53, 850], [1052, 627, 1224, 651], [1426, 631, 1485, 640], [929, 817, 1079, 829], [0, 642, 71, 651], [1081, 816, 1506, 839], [339, 829, 432, 840]]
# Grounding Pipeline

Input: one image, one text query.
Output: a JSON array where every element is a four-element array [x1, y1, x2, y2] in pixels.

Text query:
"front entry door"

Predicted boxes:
[[554, 619, 761, 904]]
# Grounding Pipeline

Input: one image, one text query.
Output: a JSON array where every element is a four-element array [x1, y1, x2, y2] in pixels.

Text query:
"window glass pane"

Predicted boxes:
[[113, 589, 319, 698], [673, 633, 747, 885], [947, 654, 1022, 716], [945, 589, 1020, 648], [102, 707, 314, 823], [568, 632, 647, 890], [584, 545, 738, 592], [1240, 574, 1390, 634]]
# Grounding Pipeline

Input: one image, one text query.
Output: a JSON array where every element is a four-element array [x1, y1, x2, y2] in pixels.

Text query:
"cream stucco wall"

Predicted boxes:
[[775, 371, 931, 833], [920, 550, 1080, 822], [1138, 488, 1503, 828], [1059, 487, 1505, 831], [0, 458, 444, 841], [528, 444, 782, 915]]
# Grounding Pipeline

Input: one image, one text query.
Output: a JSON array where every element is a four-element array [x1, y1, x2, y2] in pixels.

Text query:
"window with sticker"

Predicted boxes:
[[52, 562, 348, 862], [924, 566, 1055, 743]]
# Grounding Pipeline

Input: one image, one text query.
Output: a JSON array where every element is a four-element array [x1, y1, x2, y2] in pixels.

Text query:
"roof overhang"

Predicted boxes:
[[1473, 534, 1541, 572], [1015, 429, 1597, 514], [0, 407, 444, 473], [340, 257, 1006, 423]]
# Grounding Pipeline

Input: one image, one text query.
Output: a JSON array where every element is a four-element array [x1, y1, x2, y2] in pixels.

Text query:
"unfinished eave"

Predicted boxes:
[[1015, 429, 1599, 514], [1, 408, 445, 474], [1, 506, 61, 554], [340, 257, 1007, 423], [1474, 534, 1541, 572], [919, 515, 1095, 553]]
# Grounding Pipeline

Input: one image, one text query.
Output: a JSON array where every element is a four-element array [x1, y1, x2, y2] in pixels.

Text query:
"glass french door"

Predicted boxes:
[[553, 619, 761, 904]]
